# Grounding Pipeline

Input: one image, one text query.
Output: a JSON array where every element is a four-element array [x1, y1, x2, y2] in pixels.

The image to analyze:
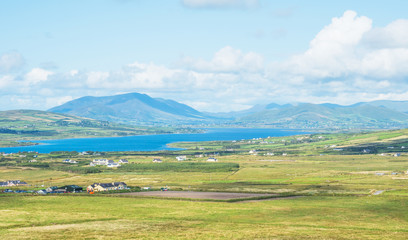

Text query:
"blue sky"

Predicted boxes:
[[1, 0, 408, 112]]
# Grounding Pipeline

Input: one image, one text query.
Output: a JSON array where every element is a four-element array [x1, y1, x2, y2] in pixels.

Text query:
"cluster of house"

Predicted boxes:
[[0, 180, 128, 194], [90, 158, 129, 167], [36, 185, 84, 194], [153, 156, 187, 163], [0, 180, 27, 187], [86, 182, 128, 193]]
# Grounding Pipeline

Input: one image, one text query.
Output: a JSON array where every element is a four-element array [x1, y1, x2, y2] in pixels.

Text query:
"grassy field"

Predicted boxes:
[[1, 129, 408, 239], [0, 195, 407, 239]]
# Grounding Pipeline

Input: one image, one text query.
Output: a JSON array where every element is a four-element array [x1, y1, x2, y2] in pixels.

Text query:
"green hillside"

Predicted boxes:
[[0, 110, 183, 147]]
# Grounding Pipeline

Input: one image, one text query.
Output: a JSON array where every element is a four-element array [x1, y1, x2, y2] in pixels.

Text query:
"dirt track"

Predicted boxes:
[[119, 191, 275, 200]]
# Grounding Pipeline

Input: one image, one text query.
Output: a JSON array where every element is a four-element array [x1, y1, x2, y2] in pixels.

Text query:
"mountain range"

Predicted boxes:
[[49, 92, 408, 129]]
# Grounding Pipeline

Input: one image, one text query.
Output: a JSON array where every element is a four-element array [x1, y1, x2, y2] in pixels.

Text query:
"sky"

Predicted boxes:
[[1, 0, 408, 112]]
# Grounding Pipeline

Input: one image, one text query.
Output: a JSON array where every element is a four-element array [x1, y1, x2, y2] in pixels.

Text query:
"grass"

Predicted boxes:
[[0, 195, 407, 239]]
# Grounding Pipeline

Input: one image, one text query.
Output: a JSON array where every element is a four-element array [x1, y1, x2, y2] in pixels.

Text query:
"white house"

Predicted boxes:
[[176, 156, 187, 161], [249, 150, 257, 155], [107, 163, 121, 168], [153, 158, 162, 163], [207, 157, 218, 162], [92, 159, 109, 165], [63, 159, 78, 164], [119, 159, 129, 164]]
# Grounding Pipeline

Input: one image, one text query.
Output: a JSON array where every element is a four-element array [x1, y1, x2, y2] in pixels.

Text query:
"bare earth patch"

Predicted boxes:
[[119, 191, 275, 200]]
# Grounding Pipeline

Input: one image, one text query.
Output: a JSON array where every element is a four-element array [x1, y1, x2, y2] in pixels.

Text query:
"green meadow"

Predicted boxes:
[[0, 195, 407, 239], [1, 129, 408, 239]]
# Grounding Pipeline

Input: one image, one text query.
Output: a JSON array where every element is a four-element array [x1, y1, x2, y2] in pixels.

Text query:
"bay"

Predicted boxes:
[[0, 128, 309, 153]]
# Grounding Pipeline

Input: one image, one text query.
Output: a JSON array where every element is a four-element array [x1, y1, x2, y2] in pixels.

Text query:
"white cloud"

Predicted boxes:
[[362, 19, 408, 48], [24, 68, 53, 85], [45, 95, 74, 108], [181, 46, 264, 72], [86, 71, 110, 88], [182, 0, 258, 9], [280, 10, 372, 78], [0, 52, 24, 72], [360, 48, 408, 78], [273, 10, 408, 85], [0, 75, 14, 88]]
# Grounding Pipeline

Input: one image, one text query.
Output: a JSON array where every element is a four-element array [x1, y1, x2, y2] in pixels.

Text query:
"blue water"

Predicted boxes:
[[0, 128, 308, 153]]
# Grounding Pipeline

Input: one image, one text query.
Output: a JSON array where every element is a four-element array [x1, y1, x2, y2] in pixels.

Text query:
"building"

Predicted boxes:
[[107, 162, 120, 168], [119, 159, 129, 164], [63, 159, 78, 164], [61, 185, 83, 193], [249, 150, 257, 154], [207, 157, 218, 162], [176, 156, 187, 161], [153, 158, 162, 163], [0, 180, 28, 187], [91, 159, 109, 165], [46, 186, 67, 193], [87, 182, 128, 192]]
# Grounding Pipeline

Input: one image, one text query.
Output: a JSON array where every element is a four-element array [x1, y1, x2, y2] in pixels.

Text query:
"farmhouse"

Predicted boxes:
[[107, 162, 120, 168], [249, 150, 257, 154], [63, 159, 78, 164], [176, 156, 187, 161], [91, 159, 109, 165], [87, 182, 128, 192], [119, 159, 129, 164], [46, 186, 68, 193]]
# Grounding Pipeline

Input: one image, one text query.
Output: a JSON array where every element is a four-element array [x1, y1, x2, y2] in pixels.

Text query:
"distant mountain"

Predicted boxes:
[[49, 92, 213, 125], [206, 103, 292, 119], [48, 94, 408, 129], [238, 103, 408, 129], [356, 100, 408, 113]]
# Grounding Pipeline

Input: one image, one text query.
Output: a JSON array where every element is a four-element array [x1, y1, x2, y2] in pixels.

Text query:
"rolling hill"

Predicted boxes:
[[238, 103, 408, 129], [0, 109, 179, 147]]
